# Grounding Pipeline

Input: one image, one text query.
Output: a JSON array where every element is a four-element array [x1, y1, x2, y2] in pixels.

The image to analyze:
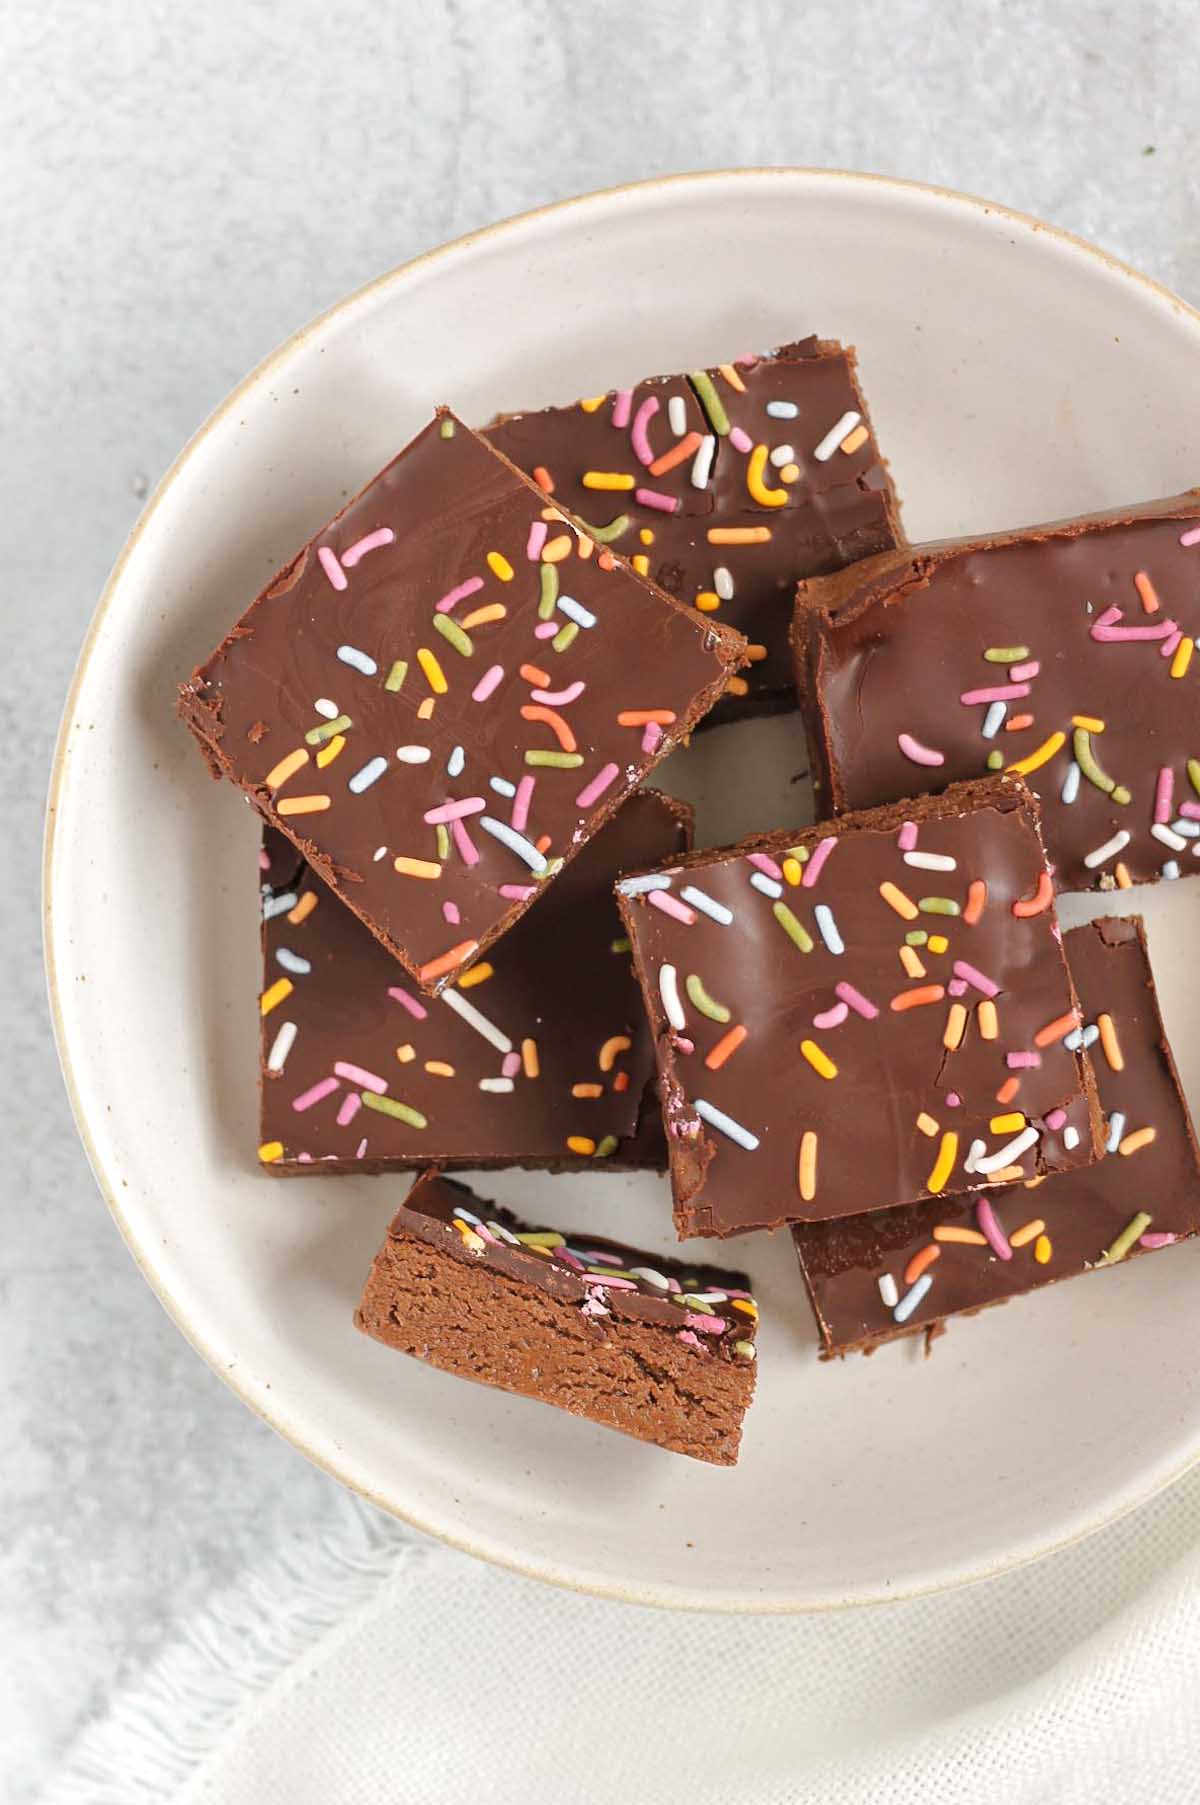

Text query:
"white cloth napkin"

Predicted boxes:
[[42, 1461, 1200, 1805]]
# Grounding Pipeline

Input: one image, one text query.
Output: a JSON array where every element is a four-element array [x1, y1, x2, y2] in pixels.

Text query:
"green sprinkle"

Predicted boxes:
[[594, 1135, 619, 1159], [733, 1339, 756, 1359], [1073, 728, 1114, 795], [675, 1294, 715, 1313], [611, 936, 632, 954], [772, 901, 813, 951], [905, 930, 929, 946], [439, 417, 456, 439], [575, 513, 631, 544], [360, 1093, 427, 1129], [689, 369, 730, 436], [1188, 758, 1200, 799], [552, 621, 579, 653], [541, 857, 564, 879], [435, 824, 450, 860], [517, 1231, 564, 1248], [305, 713, 351, 745], [685, 973, 731, 1023], [1100, 1210, 1153, 1265], [538, 564, 559, 620], [919, 897, 961, 916], [986, 750, 1004, 770], [525, 750, 583, 768], [433, 614, 474, 657], [983, 645, 1031, 663], [787, 845, 810, 862], [384, 660, 408, 692]]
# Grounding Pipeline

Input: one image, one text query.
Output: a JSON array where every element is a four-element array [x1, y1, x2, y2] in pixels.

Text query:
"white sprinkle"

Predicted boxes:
[[691, 433, 716, 488], [1084, 828, 1131, 869], [396, 745, 432, 765], [630, 1266, 669, 1290], [262, 891, 298, 920], [750, 871, 783, 899], [313, 697, 339, 720], [487, 1220, 521, 1244], [814, 903, 844, 955], [337, 644, 378, 676], [1061, 761, 1081, 805], [659, 963, 686, 1030], [1172, 819, 1200, 837], [813, 410, 862, 462], [680, 884, 734, 925], [1063, 1125, 1080, 1150], [964, 1137, 986, 1174], [766, 400, 798, 419], [894, 1273, 933, 1323], [713, 565, 734, 600], [1106, 1111, 1127, 1153], [266, 1020, 297, 1073], [557, 595, 596, 629], [694, 1097, 760, 1151], [1163, 860, 1182, 880], [348, 755, 388, 794], [618, 873, 672, 897], [667, 393, 687, 436], [452, 1206, 484, 1224], [478, 1077, 515, 1094], [478, 816, 547, 872], [878, 1273, 899, 1309], [982, 701, 1006, 739], [1151, 822, 1188, 852], [275, 948, 311, 975], [768, 443, 795, 467], [441, 988, 513, 1055], [903, 850, 958, 872], [974, 1125, 1040, 1174], [447, 745, 465, 778], [490, 776, 516, 798], [373, 845, 387, 861]]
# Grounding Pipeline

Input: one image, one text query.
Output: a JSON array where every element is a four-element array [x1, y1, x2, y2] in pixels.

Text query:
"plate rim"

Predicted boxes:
[[43, 165, 1200, 1613]]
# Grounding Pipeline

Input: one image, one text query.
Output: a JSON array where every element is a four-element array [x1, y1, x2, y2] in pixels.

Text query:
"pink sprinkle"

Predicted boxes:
[[589, 1274, 639, 1291], [835, 981, 878, 1020], [665, 1275, 682, 1293], [334, 1060, 387, 1093], [511, 774, 536, 833], [676, 1330, 705, 1351], [735, 352, 760, 367], [898, 731, 945, 767], [451, 817, 479, 866], [556, 1249, 585, 1271], [341, 527, 395, 567], [424, 796, 486, 825], [531, 680, 586, 705], [388, 985, 429, 1021], [747, 851, 783, 880], [1090, 607, 1177, 643], [1179, 801, 1200, 821], [259, 848, 271, 870], [534, 621, 559, 640], [474, 1222, 499, 1245], [472, 663, 505, 702], [953, 959, 999, 998], [1045, 1108, 1068, 1131], [642, 720, 663, 755], [813, 1001, 849, 1030], [583, 1249, 622, 1264], [1162, 628, 1183, 658], [1181, 526, 1200, 547], [630, 395, 659, 466], [1141, 1232, 1178, 1248], [576, 761, 620, 808], [946, 1092, 961, 1107], [673, 1036, 695, 1055], [297, 1153, 313, 1163], [1008, 660, 1040, 682], [728, 426, 753, 454], [436, 575, 484, 614], [635, 486, 678, 514], [501, 1051, 522, 1078], [443, 900, 460, 925], [898, 821, 918, 852], [961, 684, 1031, 705], [612, 388, 633, 430], [526, 520, 548, 561], [682, 1312, 727, 1335], [317, 546, 347, 591], [648, 888, 696, 926], [1007, 1050, 1041, 1069], [1155, 766, 1174, 825], [948, 978, 968, 997], [292, 1076, 340, 1113], [499, 883, 535, 900], [802, 836, 838, 888], [976, 1198, 1012, 1261], [355, 1138, 368, 1160], [336, 1093, 362, 1127]]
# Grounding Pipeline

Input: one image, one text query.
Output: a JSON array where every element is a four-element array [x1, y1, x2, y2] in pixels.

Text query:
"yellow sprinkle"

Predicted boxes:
[[1009, 1218, 1045, 1249], [934, 1225, 988, 1245], [461, 603, 507, 630], [978, 998, 999, 1041], [879, 880, 919, 920], [1007, 730, 1066, 777], [800, 1039, 837, 1080], [567, 1135, 597, 1156], [782, 856, 803, 886], [457, 963, 494, 989], [639, 528, 655, 545], [1115, 861, 1133, 890], [990, 1112, 1027, 1134], [521, 1037, 540, 1079], [425, 1060, 455, 1077], [417, 647, 448, 694], [707, 526, 772, 545], [264, 746, 309, 791], [396, 1044, 415, 1063], [746, 443, 788, 507], [257, 1140, 284, 1163], [943, 1002, 968, 1050], [780, 462, 801, 483], [454, 1220, 486, 1252], [695, 591, 721, 612], [315, 734, 345, 768], [1024, 1174, 1046, 1189], [276, 793, 330, 816], [572, 1082, 604, 1098], [259, 978, 293, 1015], [393, 856, 442, 879], [287, 892, 318, 925], [927, 1132, 959, 1194], [579, 395, 606, 413], [1071, 715, 1106, 732], [900, 945, 926, 978], [542, 533, 573, 562], [1034, 1234, 1052, 1264], [1118, 1126, 1157, 1156], [632, 554, 650, 576], [727, 676, 749, 697], [731, 1296, 758, 1318], [840, 423, 870, 455], [798, 1129, 818, 1200], [718, 362, 746, 391], [746, 643, 768, 663], [1097, 1012, 1124, 1072], [598, 1035, 631, 1072], [916, 1112, 940, 1138], [927, 934, 949, 955], [581, 471, 635, 491], [417, 696, 436, 721], [989, 1166, 1026, 1183], [1170, 636, 1194, 679]]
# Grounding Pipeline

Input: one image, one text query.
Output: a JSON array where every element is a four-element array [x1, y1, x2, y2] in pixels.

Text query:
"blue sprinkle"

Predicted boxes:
[[1106, 1111, 1127, 1154], [1170, 818, 1200, 838], [447, 744, 465, 778], [478, 816, 548, 873], [766, 400, 798, 419], [982, 701, 1006, 739], [749, 872, 783, 899], [694, 1098, 760, 1152], [337, 644, 378, 676], [814, 903, 844, 955], [1163, 860, 1182, 880], [275, 948, 311, 975], [617, 873, 672, 897], [556, 595, 597, 629], [1065, 1023, 1099, 1052], [680, 885, 733, 926], [893, 1272, 933, 1324], [1061, 761, 1081, 805], [348, 755, 389, 794], [262, 892, 298, 920], [1080, 1024, 1099, 1049], [489, 776, 516, 799]]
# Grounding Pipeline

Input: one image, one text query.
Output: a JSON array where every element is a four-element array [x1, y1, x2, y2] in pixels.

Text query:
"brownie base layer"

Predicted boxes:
[[356, 1229, 753, 1465]]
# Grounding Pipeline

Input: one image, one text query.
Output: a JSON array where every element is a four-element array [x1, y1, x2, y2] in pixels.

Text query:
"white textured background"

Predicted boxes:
[[4, 1, 1199, 1796]]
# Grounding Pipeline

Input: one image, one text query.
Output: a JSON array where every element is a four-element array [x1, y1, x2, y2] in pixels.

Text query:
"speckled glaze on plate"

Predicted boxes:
[[45, 170, 1200, 1611]]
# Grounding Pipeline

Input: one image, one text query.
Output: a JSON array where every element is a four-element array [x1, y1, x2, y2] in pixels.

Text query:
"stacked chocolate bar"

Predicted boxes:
[[179, 342, 1200, 1465]]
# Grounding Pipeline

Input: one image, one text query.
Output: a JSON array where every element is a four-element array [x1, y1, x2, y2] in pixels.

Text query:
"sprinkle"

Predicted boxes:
[[814, 410, 861, 461], [1045, 1108, 1068, 1131], [1091, 605, 1178, 643], [961, 879, 987, 926], [707, 525, 771, 545], [879, 880, 919, 920], [264, 747, 309, 790], [773, 902, 814, 952], [1101, 1211, 1153, 1264], [1141, 1232, 1178, 1249], [694, 1098, 759, 1150], [317, 546, 346, 590], [878, 1273, 899, 1308], [905, 1243, 941, 1286], [551, 622, 579, 654], [919, 896, 960, 916], [566, 761, 620, 810], [618, 708, 677, 729], [899, 947, 926, 979], [893, 1273, 934, 1323], [378, 657, 408, 694], [801, 836, 838, 888], [542, 534, 572, 562], [275, 947, 311, 976], [360, 1093, 427, 1129], [748, 852, 783, 879], [440, 986, 512, 1054], [943, 1002, 968, 1048], [1034, 1235, 1052, 1264], [1073, 729, 1129, 802], [688, 434, 717, 490], [649, 431, 704, 478], [433, 615, 474, 658], [628, 395, 661, 466], [312, 698, 340, 720], [891, 984, 946, 1013], [898, 822, 919, 852], [903, 851, 956, 876], [335, 644, 378, 678], [648, 888, 697, 926], [766, 399, 798, 419], [1134, 570, 1160, 613], [1007, 730, 1066, 777], [685, 973, 730, 1022], [975, 1126, 1039, 1174], [815, 1000, 850, 1027], [835, 981, 879, 1019], [266, 1020, 298, 1072], [961, 684, 1030, 706], [1083, 829, 1131, 869], [977, 999, 999, 1041], [1182, 525, 1200, 546], [800, 1039, 837, 1080], [678, 885, 732, 926], [925, 1131, 959, 1193], [1152, 822, 1188, 852], [393, 746, 431, 769], [277, 794, 330, 816], [915, 1112, 939, 1138], [1063, 1125, 1080, 1150], [1119, 1126, 1157, 1156], [795, 1130, 819, 1202], [665, 393, 688, 436], [306, 714, 353, 747], [347, 755, 388, 795], [976, 1198, 1012, 1259], [898, 731, 944, 767], [258, 1141, 284, 1163], [688, 370, 730, 435], [446, 746, 466, 780], [705, 1024, 748, 1070], [315, 736, 344, 768], [953, 959, 999, 998], [746, 444, 788, 507], [618, 873, 671, 897], [556, 596, 598, 631], [1007, 661, 1040, 683], [520, 703, 578, 753], [292, 1075, 339, 1113], [751, 872, 783, 899], [417, 647, 448, 694], [813, 904, 844, 954]]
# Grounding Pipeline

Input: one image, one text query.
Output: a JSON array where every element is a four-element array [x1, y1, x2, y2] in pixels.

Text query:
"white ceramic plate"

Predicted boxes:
[[46, 170, 1200, 1611]]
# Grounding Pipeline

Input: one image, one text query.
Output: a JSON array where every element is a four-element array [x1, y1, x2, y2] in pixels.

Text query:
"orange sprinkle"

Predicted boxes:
[[1097, 1012, 1124, 1071], [520, 662, 551, 687], [567, 1135, 597, 1156], [718, 362, 746, 391], [598, 549, 615, 570], [978, 998, 999, 1040], [276, 794, 330, 816], [393, 857, 442, 880], [746, 643, 768, 662], [707, 526, 771, 545], [457, 963, 493, 989], [1012, 872, 1053, 918], [899, 945, 926, 979], [612, 1070, 630, 1092], [1134, 569, 1160, 613], [1118, 1127, 1157, 1156], [916, 1112, 940, 1137], [287, 891, 318, 926], [1009, 1218, 1045, 1249], [425, 1060, 455, 1078], [943, 1001, 968, 1049], [417, 696, 436, 721], [963, 879, 987, 925], [521, 1037, 539, 1079], [706, 1023, 748, 1070], [840, 423, 870, 455], [532, 465, 554, 493], [264, 746, 309, 791], [879, 881, 919, 920], [395, 1044, 415, 1063], [1115, 861, 1133, 890], [995, 1076, 1021, 1106], [934, 1225, 988, 1246], [521, 703, 578, 752], [904, 1243, 940, 1285], [632, 554, 650, 576], [695, 591, 721, 612], [617, 708, 677, 727], [1005, 713, 1035, 732], [890, 984, 946, 1012], [535, 833, 552, 854], [1034, 1010, 1078, 1048], [418, 941, 479, 984], [649, 431, 704, 477], [461, 603, 507, 630], [598, 1034, 632, 1072], [727, 676, 749, 697], [572, 1083, 604, 1099], [542, 534, 573, 562], [577, 534, 595, 561]]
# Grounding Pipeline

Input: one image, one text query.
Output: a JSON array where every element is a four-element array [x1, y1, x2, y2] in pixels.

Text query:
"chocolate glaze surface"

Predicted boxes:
[[794, 917, 1200, 1353], [487, 338, 900, 722], [794, 493, 1200, 892], [179, 412, 743, 992], [617, 777, 1101, 1237]]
